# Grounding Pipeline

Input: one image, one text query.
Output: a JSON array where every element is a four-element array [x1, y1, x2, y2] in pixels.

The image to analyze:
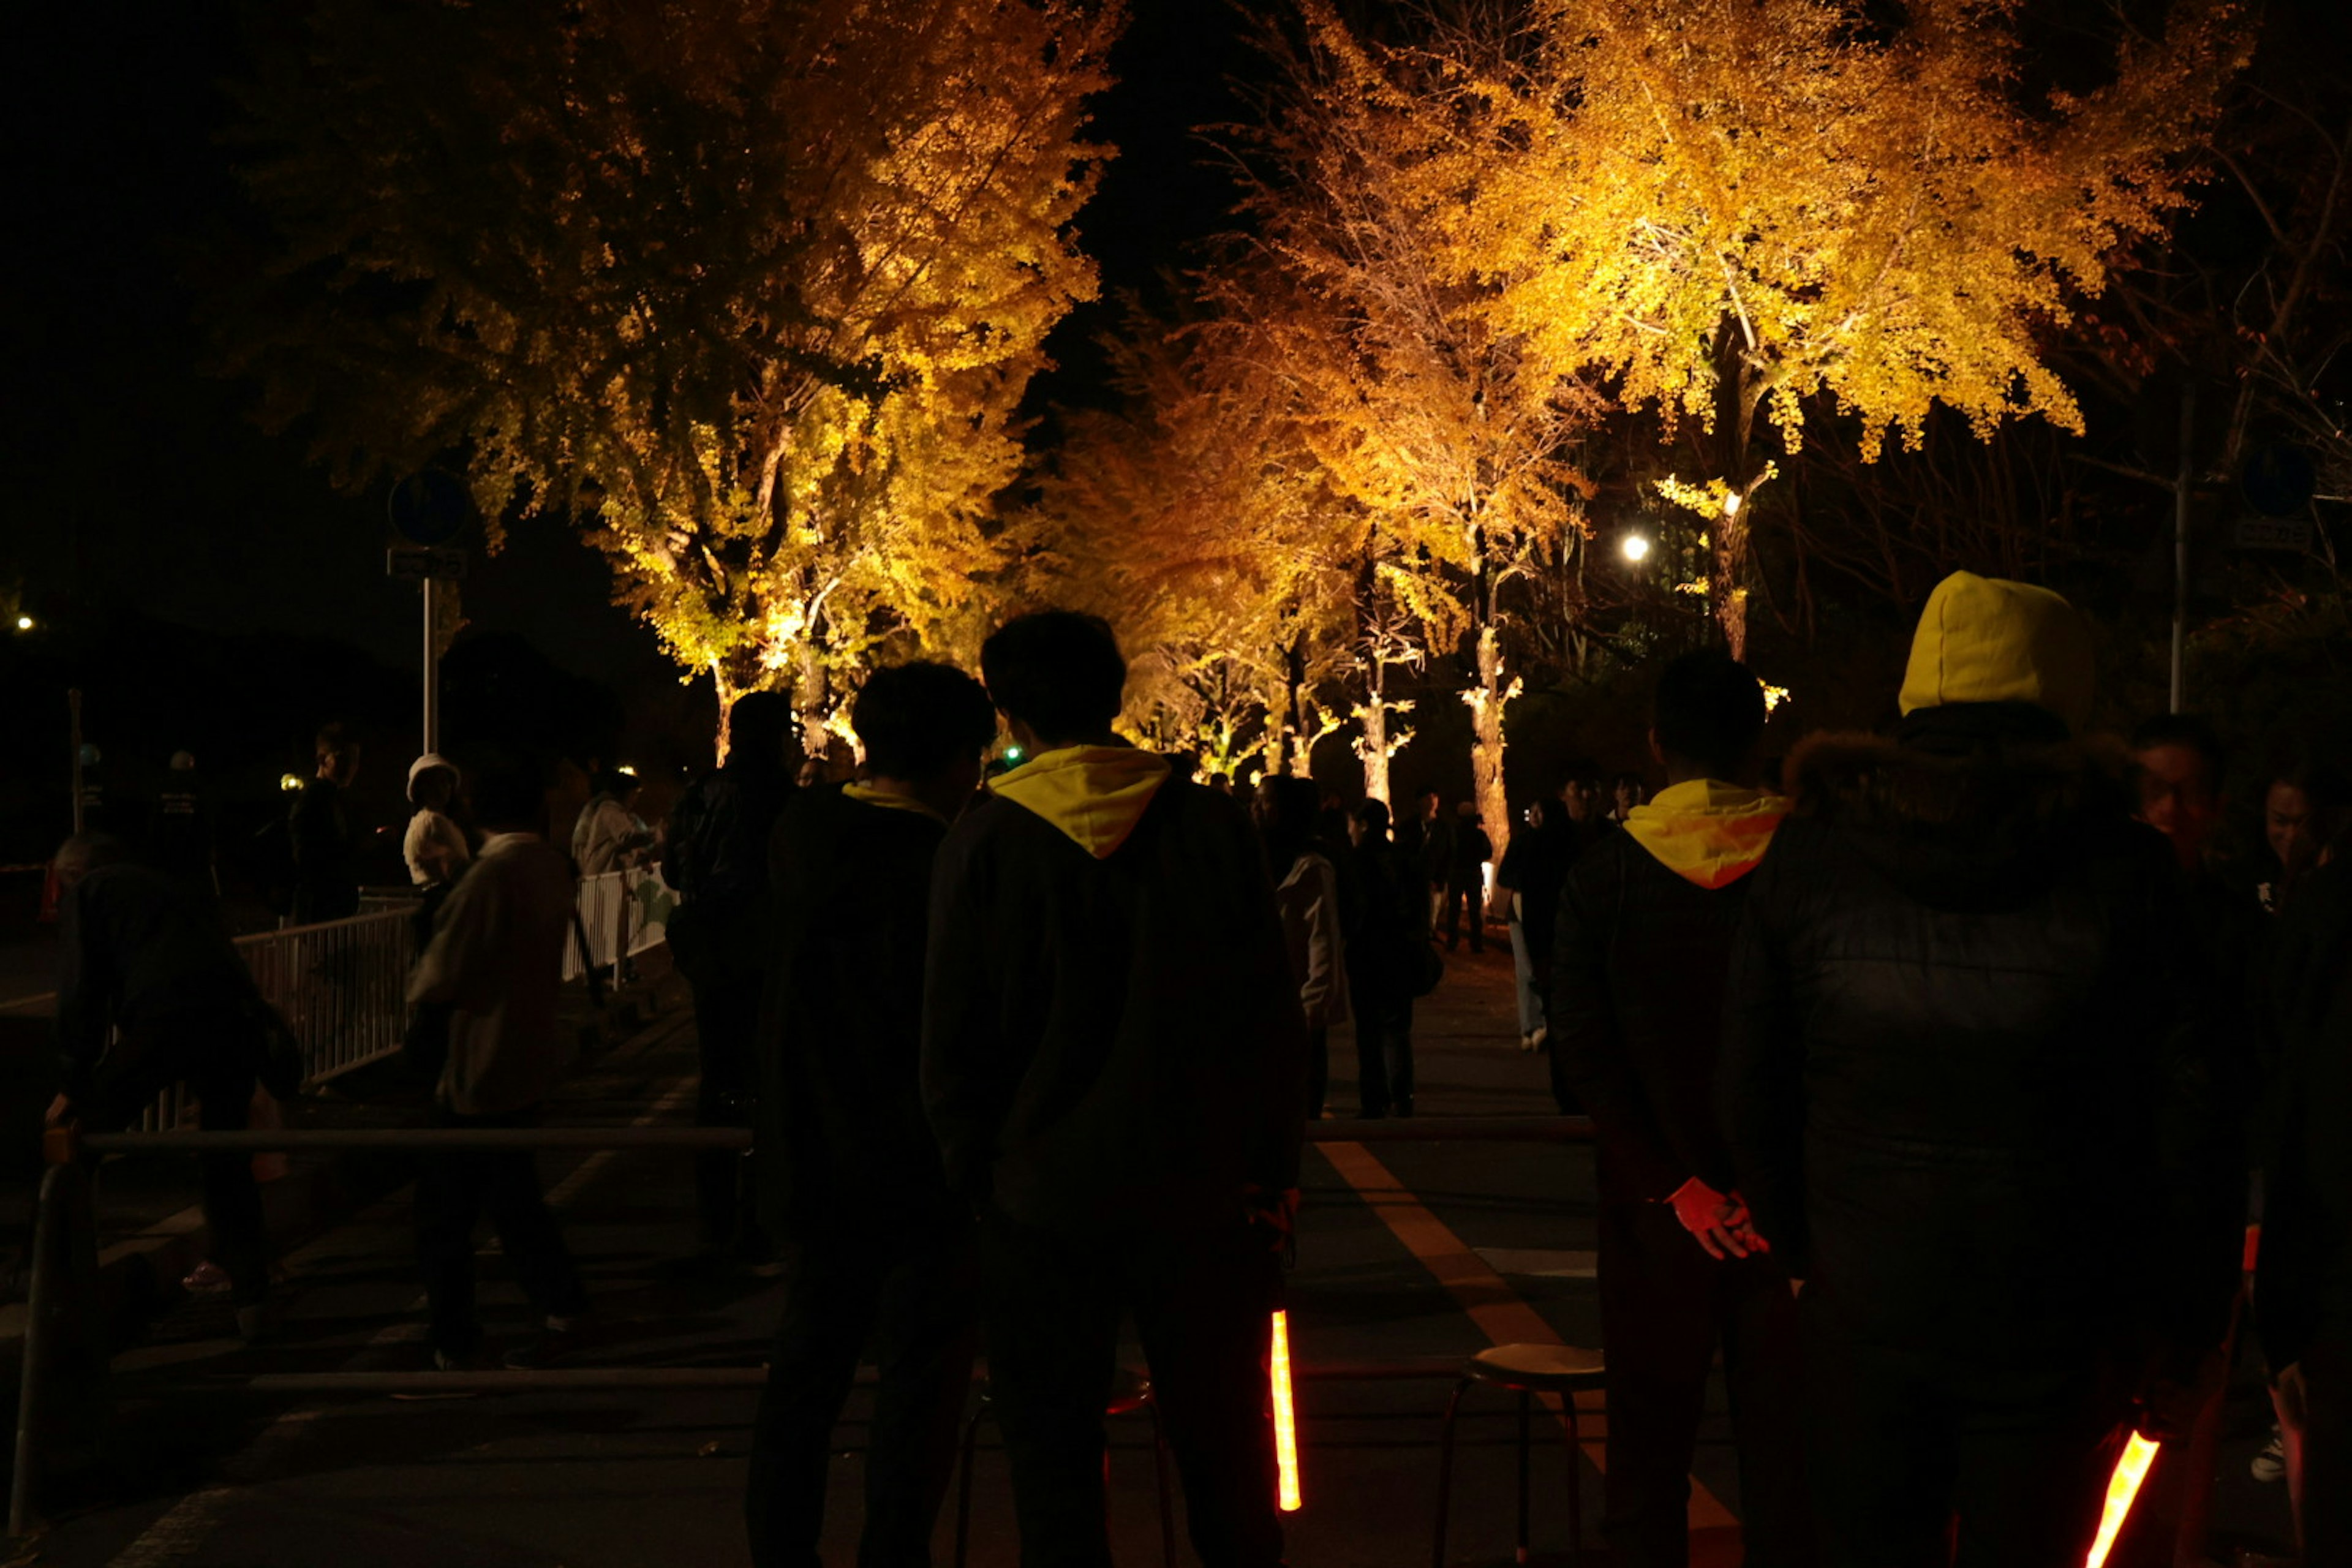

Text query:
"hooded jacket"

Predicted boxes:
[[755, 783, 960, 1235], [923, 747, 1306, 1235], [1719, 711, 2239, 1365], [408, 832, 576, 1117], [1549, 780, 1788, 1202]]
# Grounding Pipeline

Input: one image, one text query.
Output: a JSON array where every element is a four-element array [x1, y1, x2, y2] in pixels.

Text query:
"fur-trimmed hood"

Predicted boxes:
[[1784, 704, 2141, 911]]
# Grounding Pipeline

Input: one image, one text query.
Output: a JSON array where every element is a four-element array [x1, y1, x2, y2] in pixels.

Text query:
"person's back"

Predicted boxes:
[[417, 829, 575, 1116], [291, 725, 363, 923], [1722, 573, 2238, 1566], [1550, 653, 1809, 1568], [745, 662, 995, 1568], [924, 611, 1301, 1568]]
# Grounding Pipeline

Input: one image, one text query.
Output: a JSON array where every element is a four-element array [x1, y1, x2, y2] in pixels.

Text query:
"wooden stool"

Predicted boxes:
[[1432, 1343, 1605, 1567], [952, 1365, 1175, 1567]]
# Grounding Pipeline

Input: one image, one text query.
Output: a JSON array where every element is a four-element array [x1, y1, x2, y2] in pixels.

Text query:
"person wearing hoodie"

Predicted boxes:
[[404, 754, 472, 889], [1719, 573, 2240, 1567], [745, 662, 999, 1568], [924, 610, 1305, 1568], [1550, 650, 1811, 1568]]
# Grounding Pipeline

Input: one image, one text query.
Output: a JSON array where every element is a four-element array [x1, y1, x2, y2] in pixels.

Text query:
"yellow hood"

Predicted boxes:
[[988, 746, 1170, 859], [1898, 571, 2093, 732], [1621, 780, 1789, 889]]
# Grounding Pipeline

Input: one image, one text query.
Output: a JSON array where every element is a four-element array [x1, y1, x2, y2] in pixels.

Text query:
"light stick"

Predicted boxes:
[[2085, 1433, 2160, 1568], [1270, 1310, 1302, 1512]]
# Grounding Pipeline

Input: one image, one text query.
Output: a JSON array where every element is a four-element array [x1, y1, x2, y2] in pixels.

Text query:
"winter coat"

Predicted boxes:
[[1452, 824, 1493, 882], [1274, 850, 1349, 1030], [2257, 862, 2352, 1373], [55, 863, 258, 1114], [1550, 780, 1787, 1204], [663, 761, 794, 978], [1719, 710, 2241, 1369], [1345, 837, 1427, 1010], [409, 832, 576, 1117], [288, 775, 359, 924], [755, 784, 959, 1236], [924, 747, 1306, 1236], [570, 794, 647, 878]]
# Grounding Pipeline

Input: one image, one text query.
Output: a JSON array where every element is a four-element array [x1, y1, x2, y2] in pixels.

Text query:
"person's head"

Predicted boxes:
[[1611, 772, 1646, 812], [408, 753, 461, 813], [1649, 650, 1769, 785], [980, 610, 1126, 751], [52, 832, 131, 891], [2263, 757, 2348, 881], [1350, 797, 1392, 846], [1455, 800, 1479, 821], [852, 660, 1000, 815], [1169, 752, 1201, 785], [1417, 786, 1441, 821], [1898, 571, 2094, 735], [315, 723, 360, 788], [1523, 798, 1547, 832], [467, 748, 550, 834], [1256, 776, 1322, 868], [2130, 714, 2228, 873], [725, 691, 796, 771], [1559, 767, 1602, 823]]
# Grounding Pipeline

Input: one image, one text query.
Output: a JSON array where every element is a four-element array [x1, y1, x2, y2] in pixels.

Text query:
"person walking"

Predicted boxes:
[[49, 834, 290, 1341], [1496, 798, 1564, 1052], [925, 611, 1305, 1568], [407, 751, 589, 1370], [1442, 801, 1491, 954], [665, 692, 797, 1268], [746, 663, 998, 1568], [1256, 775, 1349, 1120], [1719, 572, 2241, 1567], [1551, 651, 1811, 1568], [290, 723, 363, 923], [1414, 788, 1457, 934], [1346, 799, 1425, 1120]]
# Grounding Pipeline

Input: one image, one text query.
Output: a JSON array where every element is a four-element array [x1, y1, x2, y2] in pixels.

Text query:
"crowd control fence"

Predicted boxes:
[[9, 1114, 1594, 1538]]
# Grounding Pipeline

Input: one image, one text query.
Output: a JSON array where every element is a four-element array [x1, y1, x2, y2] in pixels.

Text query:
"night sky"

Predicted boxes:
[[8, 1, 1269, 783]]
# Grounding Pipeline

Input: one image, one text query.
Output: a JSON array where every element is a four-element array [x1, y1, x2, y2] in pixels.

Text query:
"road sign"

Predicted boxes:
[[2232, 517, 2313, 552], [386, 546, 469, 581], [2239, 443, 2318, 519], [388, 470, 473, 546]]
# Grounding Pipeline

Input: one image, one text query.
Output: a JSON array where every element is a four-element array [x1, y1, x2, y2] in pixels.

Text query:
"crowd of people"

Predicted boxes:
[[36, 573, 2350, 1567]]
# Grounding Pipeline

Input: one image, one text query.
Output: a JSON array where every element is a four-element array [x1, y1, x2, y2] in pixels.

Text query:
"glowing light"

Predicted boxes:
[[616, 764, 638, 777], [1722, 492, 1743, 517], [1003, 744, 1026, 765], [2086, 1434, 2160, 1568], [279, 773, 306, 793], [1620, 534, 1651, 564], [1761, 684, 1792, 714], [1270, 1310, 1302, 1512], [12, 615, 31, 631]]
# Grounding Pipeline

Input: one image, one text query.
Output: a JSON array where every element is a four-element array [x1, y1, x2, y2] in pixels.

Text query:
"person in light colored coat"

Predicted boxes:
[[1257, 776, 1348, 1118]]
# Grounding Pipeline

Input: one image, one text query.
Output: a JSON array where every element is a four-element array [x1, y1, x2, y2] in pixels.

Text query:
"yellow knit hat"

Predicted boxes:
[[1898, 572, 2094, 731]]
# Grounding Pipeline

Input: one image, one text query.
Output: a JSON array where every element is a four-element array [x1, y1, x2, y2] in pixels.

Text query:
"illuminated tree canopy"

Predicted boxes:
[[223, 0, 1117, 750]]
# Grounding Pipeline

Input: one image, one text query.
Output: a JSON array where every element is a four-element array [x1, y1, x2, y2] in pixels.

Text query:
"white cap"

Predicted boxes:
[[407, 753, 461, 803]]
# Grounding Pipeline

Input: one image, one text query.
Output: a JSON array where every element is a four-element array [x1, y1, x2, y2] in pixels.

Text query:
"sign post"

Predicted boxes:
[[388, 472, 473, 757]]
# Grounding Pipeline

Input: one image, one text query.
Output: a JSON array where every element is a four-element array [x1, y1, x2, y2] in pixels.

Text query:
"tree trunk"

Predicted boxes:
[[1466, 626, 1512, 918], [1712, 515, 1751, 662], [794, 641, 830, 761]]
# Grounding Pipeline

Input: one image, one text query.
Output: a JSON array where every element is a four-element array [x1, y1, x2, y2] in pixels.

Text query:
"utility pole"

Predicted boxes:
[[421, 578, 440, 755], [2171, 383, 2194, 715], [67, 690, 85, 837]]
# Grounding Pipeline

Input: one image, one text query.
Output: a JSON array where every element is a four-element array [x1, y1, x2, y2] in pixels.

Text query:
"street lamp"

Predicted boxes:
[[1620, 533, 1652, 564], [12, 615, 30, 632]]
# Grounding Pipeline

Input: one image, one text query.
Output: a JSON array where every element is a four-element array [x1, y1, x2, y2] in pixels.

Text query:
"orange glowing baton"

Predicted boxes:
[[2085, 1433, 2161, 1568], [1270, 1310, 1302, 1512]]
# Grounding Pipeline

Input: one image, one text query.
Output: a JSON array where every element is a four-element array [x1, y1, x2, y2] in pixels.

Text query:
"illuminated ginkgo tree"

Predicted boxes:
[[222, 0, 1118, 752], [1413, 0, 2240, 656]]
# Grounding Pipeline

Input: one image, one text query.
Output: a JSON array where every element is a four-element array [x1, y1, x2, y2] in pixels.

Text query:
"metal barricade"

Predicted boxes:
[[238, 910, 419, 1088]]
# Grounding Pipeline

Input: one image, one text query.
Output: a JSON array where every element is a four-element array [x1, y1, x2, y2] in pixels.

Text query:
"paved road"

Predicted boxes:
[[12, 937, 2301, 1566]]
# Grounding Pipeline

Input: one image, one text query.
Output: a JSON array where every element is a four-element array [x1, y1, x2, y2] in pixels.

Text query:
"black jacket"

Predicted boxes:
[[2256, 862, 2352, 1371], [1345, 836, 1426, 1008], [288, 776, 359, 924], [1720, 709, 2239, 1366], [663, 760, 793, 974], [923, 779, 1305, 1236], [1550, 823, 1755, 1203], [1497, 818, 1568, 981], [754, 786, 957, 1235], [56, 863, 262, 1114]]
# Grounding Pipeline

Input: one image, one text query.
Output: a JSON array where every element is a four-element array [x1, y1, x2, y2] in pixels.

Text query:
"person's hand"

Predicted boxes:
[[43, 1093, 74, 1129], [1667, 1177, 1768, 1261]]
